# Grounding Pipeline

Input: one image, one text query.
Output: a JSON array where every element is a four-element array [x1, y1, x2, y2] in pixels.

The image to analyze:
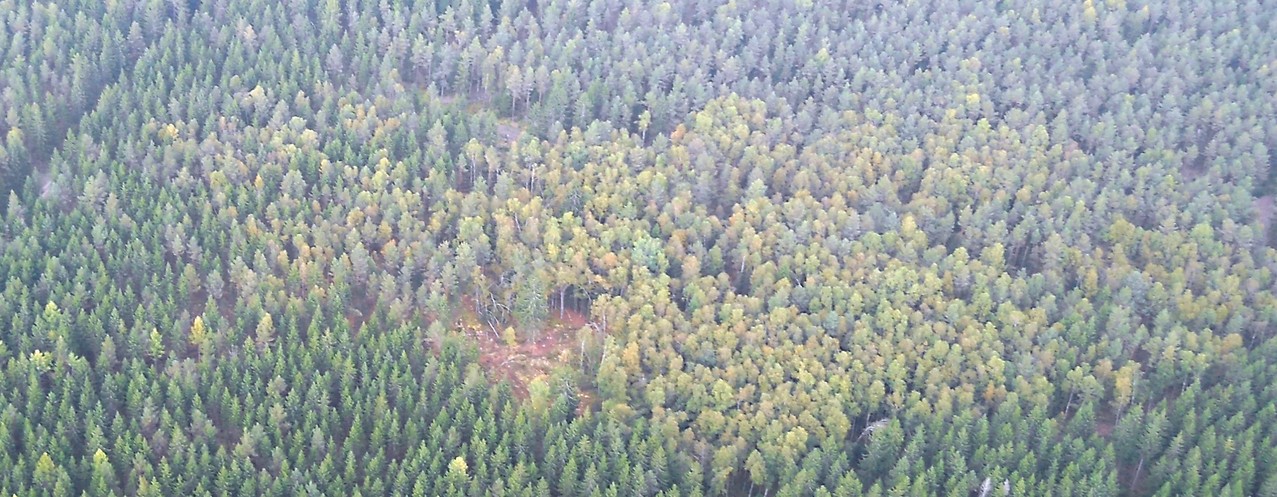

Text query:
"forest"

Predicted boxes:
[[0, 0, 1276, 495]]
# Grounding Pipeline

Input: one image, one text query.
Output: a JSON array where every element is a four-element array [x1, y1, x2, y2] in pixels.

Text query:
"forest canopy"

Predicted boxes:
[[1, 0, 1276, 496]]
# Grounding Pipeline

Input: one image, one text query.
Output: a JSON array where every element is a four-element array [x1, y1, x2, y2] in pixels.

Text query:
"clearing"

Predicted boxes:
[[453, 299, 593, 399]]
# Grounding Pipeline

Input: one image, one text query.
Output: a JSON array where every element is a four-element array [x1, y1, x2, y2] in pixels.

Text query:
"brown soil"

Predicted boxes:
[[1094, 403, 1118, 438], [345, 290, 377, 337], [497, 121, 523, 145], [574, 388, 597, 417], [1094, 419, 1114, 438], [453, 299, 591, 399], [1254, 194, 1274, 230]]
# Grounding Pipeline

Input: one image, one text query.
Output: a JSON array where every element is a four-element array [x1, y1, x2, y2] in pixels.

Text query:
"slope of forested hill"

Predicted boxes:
[[1, 0, 1275, 495]]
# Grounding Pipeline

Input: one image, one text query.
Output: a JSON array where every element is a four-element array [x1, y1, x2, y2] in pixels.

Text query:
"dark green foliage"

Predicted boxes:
[[0, 0, 1275, 495]]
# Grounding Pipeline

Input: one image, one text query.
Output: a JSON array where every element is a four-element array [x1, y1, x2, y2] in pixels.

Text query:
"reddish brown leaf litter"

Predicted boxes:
[[455, 301, 592, 399], [1254, 194, 1274, 232]]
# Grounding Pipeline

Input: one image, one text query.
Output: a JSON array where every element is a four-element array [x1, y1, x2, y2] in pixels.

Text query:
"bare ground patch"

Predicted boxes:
[[1254, 194, 1274, 228], [453, 300, 592, 399]]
